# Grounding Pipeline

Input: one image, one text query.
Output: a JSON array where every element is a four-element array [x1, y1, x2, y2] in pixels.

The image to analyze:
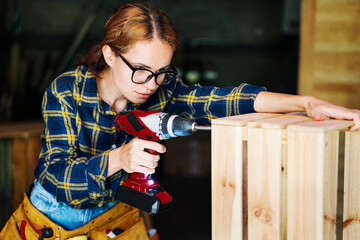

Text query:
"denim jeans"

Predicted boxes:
[[30, 180, 118, 230]]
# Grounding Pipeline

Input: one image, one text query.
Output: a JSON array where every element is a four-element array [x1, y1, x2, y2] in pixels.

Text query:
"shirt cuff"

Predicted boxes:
[[87, 150, 119, 202], [239, 83, 267, 114]]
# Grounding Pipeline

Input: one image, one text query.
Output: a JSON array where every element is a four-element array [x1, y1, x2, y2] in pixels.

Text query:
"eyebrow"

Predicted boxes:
[[133, 61, 171, 72]]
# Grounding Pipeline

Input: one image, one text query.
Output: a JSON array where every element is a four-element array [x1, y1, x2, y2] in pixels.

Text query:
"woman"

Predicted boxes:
[[2, 2, 359, 239]]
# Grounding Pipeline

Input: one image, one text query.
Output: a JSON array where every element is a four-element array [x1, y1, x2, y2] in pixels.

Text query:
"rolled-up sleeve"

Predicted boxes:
[[162, 79, 266, 124]]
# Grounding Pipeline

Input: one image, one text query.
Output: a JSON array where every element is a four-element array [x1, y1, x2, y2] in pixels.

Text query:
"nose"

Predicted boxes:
[[144, 75, 158, 90]]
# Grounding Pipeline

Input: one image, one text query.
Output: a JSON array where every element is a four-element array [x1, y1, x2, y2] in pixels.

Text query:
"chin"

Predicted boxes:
[[131, 98, 148, 104]]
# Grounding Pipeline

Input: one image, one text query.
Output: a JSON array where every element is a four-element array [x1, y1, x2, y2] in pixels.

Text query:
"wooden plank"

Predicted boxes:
[[315, 1, 360, 52], [0, 121, 44, 139], [317, 0, 360, 21], [287, 119, 352, 132], [247, 113, 310, 129], [298, 0, 316, 96], [343, 131, 360, 239], [314, 21, 360, 52], [247, 127, 282, 239], [313, 83, 360, 94], [287, 130, 325, 240], [211, 123, 243, 240], [323, 131, 339, 240], [313, 53, 360, 84], [27, 136, 41, 184], [0, 140, 12, 199], [12, 138, 28, 208], [211, 113, 281, 126], [242, 140, 248, 240], [281, 143, 288, 240]]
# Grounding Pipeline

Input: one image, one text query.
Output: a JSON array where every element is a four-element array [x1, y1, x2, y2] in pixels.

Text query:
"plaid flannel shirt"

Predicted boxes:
[[34, 65, 266, 209]]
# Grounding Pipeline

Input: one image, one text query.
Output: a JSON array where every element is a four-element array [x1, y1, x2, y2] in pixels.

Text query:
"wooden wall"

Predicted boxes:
[[298, 0, 360, 109]]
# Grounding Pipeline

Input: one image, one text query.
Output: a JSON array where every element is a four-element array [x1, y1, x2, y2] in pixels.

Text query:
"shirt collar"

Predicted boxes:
[[74, 66, 115, 115]]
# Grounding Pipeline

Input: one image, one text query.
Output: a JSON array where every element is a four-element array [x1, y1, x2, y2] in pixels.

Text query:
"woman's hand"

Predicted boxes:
[[304, 96, 360, 131], [254, 91, 360, 131], [107, 138, 166, 177]]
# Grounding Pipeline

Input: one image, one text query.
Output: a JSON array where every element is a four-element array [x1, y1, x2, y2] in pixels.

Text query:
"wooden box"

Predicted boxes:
[[211, 113, 360, 239]]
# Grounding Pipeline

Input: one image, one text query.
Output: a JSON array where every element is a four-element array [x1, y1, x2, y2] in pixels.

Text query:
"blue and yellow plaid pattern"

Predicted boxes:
[[34, 65, 266, 209]]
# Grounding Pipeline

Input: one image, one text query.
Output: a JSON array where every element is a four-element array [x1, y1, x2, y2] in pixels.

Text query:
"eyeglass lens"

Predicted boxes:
[[132, 69, 175, 85]]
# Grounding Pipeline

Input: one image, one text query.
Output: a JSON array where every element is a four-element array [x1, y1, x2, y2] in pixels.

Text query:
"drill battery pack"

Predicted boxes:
[[116, 173, 173, 214]]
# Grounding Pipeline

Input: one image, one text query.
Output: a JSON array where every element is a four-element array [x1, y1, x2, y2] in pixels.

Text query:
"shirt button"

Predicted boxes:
[[112, 144, 117, 149]]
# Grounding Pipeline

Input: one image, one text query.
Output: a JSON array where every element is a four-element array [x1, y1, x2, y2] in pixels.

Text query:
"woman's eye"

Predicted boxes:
[[158, 67, 170, 73], [134, 66, 146, 70]]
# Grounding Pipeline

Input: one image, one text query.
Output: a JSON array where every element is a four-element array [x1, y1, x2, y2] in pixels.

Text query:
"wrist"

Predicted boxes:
[[108, 148, 122, 177], [301, 95, 323, 112], [300, 95, 313, 112]]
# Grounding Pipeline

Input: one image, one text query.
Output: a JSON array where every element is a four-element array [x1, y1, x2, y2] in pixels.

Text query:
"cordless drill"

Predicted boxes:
[[114, 110, 211, 214]]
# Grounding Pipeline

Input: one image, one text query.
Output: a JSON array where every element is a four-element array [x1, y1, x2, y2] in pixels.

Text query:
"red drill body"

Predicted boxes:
[[114, 110, 210, 214]]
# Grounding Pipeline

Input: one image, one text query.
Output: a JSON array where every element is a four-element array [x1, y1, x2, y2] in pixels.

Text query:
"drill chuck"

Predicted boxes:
[[163, 114, 196, 137], [138, 112, 210, 140]]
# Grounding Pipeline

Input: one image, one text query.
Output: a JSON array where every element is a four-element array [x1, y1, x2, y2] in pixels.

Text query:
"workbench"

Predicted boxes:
[[0, 120, 43, 226]]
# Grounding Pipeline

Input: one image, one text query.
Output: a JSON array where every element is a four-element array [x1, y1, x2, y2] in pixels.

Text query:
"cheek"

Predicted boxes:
[[113, 72, 139, 97], [113, 68, 129, 85]]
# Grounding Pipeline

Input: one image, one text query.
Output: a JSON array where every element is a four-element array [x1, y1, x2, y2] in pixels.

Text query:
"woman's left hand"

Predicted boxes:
[[304, 96, 360, 131], [254, 91, 360, 131]]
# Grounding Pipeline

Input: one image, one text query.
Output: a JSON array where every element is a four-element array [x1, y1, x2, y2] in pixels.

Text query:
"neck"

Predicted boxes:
[[96, 69, 128, 113]]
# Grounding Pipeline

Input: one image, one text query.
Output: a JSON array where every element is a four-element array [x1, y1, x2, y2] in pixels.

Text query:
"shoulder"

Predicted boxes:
[[46, 66, 97, 105], [49, 66, 93, 93]]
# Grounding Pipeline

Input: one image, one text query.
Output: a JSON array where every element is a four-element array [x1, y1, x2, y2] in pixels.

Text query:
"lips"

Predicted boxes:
[[136, 92, 153, 99]]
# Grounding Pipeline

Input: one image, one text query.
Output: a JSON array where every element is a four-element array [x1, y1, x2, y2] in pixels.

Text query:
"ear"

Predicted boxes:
[[102, 45, 116, 67]]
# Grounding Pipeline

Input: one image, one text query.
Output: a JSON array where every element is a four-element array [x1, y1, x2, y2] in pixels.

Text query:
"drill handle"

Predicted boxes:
[[145, 148, 157, 155]]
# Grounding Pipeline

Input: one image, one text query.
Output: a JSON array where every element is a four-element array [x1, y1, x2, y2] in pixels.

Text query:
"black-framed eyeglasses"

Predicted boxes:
[[119, 54, 178, 85]]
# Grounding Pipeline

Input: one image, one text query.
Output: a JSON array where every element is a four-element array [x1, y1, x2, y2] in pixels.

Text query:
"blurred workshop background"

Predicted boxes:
[[1, 0, 359, 239]]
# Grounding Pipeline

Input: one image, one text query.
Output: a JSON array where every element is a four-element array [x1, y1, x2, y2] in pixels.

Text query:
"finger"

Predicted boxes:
[[349, 114, 360, 131], [313, 114, 327, 121], [135, 153, 160, 168], [349, 125, 360, 131], [126, 158, 157, 173], [139, 140, 166, 154], [132, 165, 156, 174]]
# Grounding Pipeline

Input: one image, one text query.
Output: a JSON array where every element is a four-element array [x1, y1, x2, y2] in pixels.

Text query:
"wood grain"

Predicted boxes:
[[343, 131, 360, 239], [212, 123, 244, 240], [211, 113, 358, 239], [323, 131, 339, 240], [287, 131, 326, 240], [247, 127, 282, 239]]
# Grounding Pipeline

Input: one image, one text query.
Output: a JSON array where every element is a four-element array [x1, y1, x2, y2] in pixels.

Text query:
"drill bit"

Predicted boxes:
[[193, 125, 212, 131]]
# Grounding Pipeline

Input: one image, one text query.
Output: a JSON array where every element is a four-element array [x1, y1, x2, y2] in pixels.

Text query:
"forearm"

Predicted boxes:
[[253, 91, 360, 131], [254, 91, 313, 113]]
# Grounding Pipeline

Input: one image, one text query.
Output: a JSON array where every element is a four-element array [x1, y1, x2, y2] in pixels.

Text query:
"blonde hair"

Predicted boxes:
[[79, 2, 179, 77]]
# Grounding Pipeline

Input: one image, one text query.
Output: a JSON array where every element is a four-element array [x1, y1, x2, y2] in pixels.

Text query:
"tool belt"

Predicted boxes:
[[0, 193, 159, 240]]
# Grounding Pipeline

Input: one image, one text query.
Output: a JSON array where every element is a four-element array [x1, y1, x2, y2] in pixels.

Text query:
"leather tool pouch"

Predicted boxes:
[[0, 194, 159, 240]]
